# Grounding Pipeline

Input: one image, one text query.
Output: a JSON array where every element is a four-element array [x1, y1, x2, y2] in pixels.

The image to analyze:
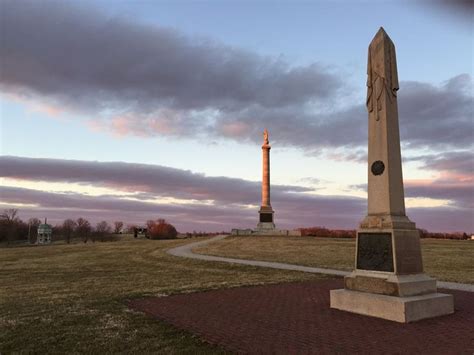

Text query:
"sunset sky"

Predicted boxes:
[[0, 0, 472, 232]]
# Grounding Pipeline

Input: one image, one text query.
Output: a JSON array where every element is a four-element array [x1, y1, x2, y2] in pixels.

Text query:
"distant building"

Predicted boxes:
[[37, 219, 52, 244]]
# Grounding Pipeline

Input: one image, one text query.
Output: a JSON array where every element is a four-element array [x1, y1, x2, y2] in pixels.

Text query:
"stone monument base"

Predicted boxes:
[[331, 271, 454, 322], [255, 228, 301, 236], [330, 221, 454, 323], [257, 222, 276, 231], [344, 271, 440, 296], [330, 288, 453, 323]]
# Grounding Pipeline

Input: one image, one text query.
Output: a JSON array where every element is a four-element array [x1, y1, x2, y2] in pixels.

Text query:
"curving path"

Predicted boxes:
[[167, 235, 474, 292]]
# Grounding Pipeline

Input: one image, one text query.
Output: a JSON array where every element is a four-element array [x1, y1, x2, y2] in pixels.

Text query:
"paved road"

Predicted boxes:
[[168, 235, 474, 292]]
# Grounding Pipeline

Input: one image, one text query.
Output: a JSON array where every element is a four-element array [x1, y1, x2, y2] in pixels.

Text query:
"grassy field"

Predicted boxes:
[[0, 236, 326, 353], [195, 236, 474, 284]]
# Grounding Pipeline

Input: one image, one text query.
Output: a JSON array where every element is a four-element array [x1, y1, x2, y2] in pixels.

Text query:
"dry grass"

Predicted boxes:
[[195, 236, 474, 284], [0, 235, 326, 353], [421, 239, 474, 284]]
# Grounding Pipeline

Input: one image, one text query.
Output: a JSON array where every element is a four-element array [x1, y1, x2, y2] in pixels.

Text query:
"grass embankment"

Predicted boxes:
[[0, 236, 325, 353], [194, 236, 474, 284]]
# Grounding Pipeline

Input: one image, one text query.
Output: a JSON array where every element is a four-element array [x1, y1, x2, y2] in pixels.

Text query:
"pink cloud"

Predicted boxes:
[[87, 110, 190, 138], [219, 121, 250, 137], [1, 91, 65, 120]]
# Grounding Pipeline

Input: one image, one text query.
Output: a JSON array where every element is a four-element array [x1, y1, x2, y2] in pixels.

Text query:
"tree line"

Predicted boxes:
[[1, 208, 470, 243], [0, 209, 126, 244], [299, 226, 471, 240], [0, 209, 182, 244]]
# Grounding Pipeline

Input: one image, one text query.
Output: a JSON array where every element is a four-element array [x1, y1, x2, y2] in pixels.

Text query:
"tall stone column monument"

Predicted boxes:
[[257, 129, 275, 231], [330, 28, 453, 322], [231, 129, 301, 236]]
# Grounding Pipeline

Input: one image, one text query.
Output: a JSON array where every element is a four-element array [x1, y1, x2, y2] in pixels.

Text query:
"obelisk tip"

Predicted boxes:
[[370, 27, 392, 46]]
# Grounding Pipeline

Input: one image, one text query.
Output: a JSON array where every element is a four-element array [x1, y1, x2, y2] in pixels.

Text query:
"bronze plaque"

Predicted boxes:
[[259, 213, 273, 223], [357, 233, 394, 272], [371, 160, 385, 175]]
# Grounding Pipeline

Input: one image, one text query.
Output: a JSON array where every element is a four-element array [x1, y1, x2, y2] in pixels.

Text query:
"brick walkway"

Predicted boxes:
[[129, 279, 474, 354]]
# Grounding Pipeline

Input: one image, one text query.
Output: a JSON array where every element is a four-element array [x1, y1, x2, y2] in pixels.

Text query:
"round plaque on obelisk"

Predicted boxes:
[[371, 160, 385, 176]]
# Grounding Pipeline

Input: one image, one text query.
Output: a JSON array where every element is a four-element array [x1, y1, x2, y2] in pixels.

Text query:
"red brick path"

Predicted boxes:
[[129, 279, 474, 354]]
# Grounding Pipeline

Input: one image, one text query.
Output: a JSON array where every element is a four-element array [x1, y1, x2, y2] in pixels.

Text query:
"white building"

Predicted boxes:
[[37, 221, 52, 244]]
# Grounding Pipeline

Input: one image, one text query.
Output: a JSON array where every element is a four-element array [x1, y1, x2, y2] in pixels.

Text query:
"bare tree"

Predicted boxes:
[[96, 221, 111, 234], [62, 219, 76, 244], [0, 209, 19, 222], [125, 224, 136, 234], [27, 218, 41, 244], [146, 220, 155, 230], [95, 221, 111, 242], [113, 221, 124, 234], [28, 218, 41, 228], [0, 209, 21, 244], [76, 218, 92, 243]]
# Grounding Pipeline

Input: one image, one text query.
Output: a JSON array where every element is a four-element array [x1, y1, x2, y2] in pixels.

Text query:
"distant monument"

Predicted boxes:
[[330, 28, 454, 322], [231, 129, 301, 236], [257, 129, 276, 231]]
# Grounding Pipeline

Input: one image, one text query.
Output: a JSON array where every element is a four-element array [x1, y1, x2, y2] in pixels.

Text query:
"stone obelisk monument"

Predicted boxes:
[[257, 129, 275, 231], [330, 28, 453, 322]]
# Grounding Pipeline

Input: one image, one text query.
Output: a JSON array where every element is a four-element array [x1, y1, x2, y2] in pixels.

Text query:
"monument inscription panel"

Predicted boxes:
[[357, 233, 394, 272], [259, 213, 273, 223]]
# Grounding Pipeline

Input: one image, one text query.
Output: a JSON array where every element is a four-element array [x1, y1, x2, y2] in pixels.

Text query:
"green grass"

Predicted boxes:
[[0, 236, 325, 353], [194, 236, 474, 284]]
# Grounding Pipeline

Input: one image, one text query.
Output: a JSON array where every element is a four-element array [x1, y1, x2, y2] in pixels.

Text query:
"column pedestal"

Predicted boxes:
[[257, 206, 275, 231]]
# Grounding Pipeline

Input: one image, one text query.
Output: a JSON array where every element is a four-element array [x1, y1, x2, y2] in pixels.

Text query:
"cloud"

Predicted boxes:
[[423, 0, 474, 25], [213, 103, 368, 149], [404, 150, 473, 209], [0, 156, 366, 230], [2, 1, 471, 153], [1, 156, 472, 232], [405, 181, 473, 209], [409, 150, 473, 178], [0, 185, 255, 231], [0, 1, 340, 115], [98, 73, 473, 152], [398, 75, 473, 149], [1, 184, 471, 233], [0, 185, 366, 232], [0, 156, 312, 206], [351, 149, 473, 209]]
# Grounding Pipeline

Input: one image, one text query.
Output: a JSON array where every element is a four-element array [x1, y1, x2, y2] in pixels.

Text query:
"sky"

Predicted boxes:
[[0, 0, 472, 232]]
